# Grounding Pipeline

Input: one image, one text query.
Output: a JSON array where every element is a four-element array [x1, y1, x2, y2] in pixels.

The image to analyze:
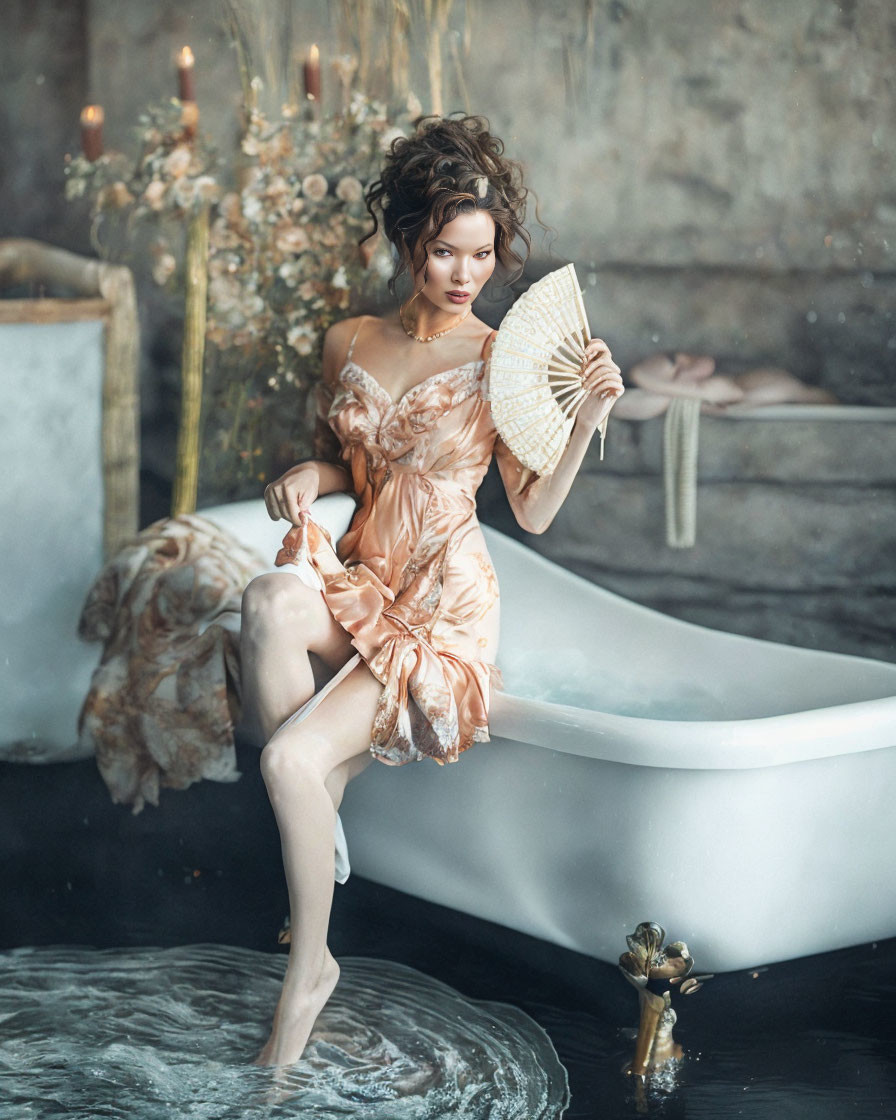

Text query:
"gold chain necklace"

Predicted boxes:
[[399, 301, 472, 343]]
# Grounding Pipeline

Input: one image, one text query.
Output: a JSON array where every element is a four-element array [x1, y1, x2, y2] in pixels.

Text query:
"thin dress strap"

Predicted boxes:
[[345, 315, 367, 363]]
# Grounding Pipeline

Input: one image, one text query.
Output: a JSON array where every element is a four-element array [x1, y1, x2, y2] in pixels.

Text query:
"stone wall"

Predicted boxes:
[[72, 0, 896, 274], [3, 0, 894, 659], [0, 2, 89, 254], [476, 410, 896, 663]]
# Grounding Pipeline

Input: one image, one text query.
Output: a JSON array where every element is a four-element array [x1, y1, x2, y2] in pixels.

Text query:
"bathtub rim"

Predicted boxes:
[[488, 689, 896, 771], [482, 525, 896, 771], [698, 403, 896, 421]]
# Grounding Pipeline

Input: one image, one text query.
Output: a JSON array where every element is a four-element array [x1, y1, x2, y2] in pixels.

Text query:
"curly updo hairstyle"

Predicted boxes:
[[361, 114, 532, 296]]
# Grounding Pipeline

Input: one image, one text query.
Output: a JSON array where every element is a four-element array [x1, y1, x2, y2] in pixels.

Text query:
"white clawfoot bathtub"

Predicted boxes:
[[202, 494, 896, 974]]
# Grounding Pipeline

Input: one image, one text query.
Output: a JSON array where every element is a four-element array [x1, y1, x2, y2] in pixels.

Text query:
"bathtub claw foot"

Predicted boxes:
[[619, 921, 707, 1077]]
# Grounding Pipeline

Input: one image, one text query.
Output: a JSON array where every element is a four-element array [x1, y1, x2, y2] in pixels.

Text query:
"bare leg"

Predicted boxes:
[[254, 658, 382, 1067], [240, 573, 355, 743]]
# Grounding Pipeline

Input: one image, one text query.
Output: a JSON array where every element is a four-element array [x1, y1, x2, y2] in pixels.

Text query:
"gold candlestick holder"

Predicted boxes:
[[171, 202, 210, 516]]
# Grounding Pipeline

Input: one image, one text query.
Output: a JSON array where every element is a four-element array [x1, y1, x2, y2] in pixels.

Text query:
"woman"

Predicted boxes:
[[241, 114, 624, 1067]]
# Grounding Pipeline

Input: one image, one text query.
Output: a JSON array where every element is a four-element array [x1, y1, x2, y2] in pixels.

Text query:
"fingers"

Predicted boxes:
[[582, 364, 625, 397], [584, 338, 618, 366], [264, 485, 282, 522], [581, 339, 622, 396], [264, 483, 310, 524]]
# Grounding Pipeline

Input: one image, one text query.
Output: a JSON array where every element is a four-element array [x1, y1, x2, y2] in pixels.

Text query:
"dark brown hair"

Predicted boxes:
[[361, 113, 532, 295]]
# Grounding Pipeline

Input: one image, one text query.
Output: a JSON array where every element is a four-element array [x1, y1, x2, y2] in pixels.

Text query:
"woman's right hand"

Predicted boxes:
[[264, 463, 320, 525]]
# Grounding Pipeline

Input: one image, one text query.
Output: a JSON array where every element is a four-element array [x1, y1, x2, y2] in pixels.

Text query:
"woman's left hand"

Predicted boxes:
[[576, 338, 625, 430]]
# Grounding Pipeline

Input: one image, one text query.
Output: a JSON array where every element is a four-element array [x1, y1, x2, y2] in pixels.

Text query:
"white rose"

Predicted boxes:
[[379, 127, 405, 153], [64, 177, 86, 200], [171, 177, 197, 208], [242, 194, 263, 221], [152, 253, 177, 286], [286, 324, 315, 356], [209, 274, 241, 313]]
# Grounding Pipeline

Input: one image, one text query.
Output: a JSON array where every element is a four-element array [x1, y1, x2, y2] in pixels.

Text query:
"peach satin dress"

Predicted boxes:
[[275, 316, 504, 768]]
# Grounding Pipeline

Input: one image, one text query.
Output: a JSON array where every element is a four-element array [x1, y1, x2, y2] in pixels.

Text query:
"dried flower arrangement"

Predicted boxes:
[[64, 88, 418, 504]]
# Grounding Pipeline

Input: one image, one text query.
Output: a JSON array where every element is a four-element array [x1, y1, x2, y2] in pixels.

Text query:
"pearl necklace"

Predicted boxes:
[[399, 302, 472, 342]]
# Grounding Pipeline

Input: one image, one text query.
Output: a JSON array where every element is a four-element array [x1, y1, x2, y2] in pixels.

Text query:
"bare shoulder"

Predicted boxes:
[[323, 315, 364, 353], [321, 315, 369, 381], [478, 321, 499, 361]]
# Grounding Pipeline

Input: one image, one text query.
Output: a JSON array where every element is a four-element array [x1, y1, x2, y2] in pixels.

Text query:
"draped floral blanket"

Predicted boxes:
[[77, 514, 266, 813]]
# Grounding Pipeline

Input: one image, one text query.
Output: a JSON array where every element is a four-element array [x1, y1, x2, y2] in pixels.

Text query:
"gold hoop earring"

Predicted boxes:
[[400, 286, 422, 316]]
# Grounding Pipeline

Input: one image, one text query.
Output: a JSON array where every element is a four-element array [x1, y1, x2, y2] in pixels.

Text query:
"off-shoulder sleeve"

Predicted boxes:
[[311, 372, 344, 465]]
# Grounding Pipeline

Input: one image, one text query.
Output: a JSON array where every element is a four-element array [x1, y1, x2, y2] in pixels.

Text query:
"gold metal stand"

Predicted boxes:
[[171, 204, 210, 516]]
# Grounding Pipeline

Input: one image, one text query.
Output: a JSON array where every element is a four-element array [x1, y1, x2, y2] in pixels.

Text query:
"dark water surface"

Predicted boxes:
[[2, 748, 894, 1118]]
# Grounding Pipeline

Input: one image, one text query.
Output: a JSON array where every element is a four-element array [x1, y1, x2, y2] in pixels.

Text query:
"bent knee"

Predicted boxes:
[[260, 728, 329, 788], [242, 573, 320, 635]]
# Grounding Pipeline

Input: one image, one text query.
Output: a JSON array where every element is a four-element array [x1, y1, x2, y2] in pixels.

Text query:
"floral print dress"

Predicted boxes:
[[276, 315, 503, 766]]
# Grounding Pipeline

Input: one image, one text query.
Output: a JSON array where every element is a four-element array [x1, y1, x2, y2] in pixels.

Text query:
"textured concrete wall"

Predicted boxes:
[[73, 0, 896, 274], [3, 0, 893, 660], [477, 411, 896, 662], [0, 1, 89, 253]]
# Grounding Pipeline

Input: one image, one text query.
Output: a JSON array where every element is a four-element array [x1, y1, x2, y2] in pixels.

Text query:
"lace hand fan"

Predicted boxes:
[[489, 263, 608, 475]]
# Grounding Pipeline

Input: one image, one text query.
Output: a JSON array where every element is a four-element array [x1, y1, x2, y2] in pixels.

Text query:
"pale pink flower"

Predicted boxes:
[[220, 192, 242, 222], [195, 175, 219, 203], [98, 181, 135, 209], [301, 173, 328, 202], [164, 146, 192, 179], [143, 180, 168, 211], [335, 175, 364, 203], [275, 224, 311, 254]]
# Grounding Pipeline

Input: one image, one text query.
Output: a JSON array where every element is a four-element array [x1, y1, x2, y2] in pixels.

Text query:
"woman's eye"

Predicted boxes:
[[431, 249, 491, 259]]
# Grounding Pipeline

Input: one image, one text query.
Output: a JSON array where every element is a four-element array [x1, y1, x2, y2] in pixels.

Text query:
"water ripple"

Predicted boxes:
[[0, 944, 569, 1119]]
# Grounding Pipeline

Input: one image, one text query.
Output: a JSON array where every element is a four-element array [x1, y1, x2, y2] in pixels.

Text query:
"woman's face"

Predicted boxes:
[[413, 208, 498, 312]]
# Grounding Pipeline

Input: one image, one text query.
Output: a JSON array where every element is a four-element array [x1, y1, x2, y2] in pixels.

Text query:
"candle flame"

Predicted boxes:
[[80, 105, 104, 126], [309, 43, 319, 63], [178, 45, 195, 68]]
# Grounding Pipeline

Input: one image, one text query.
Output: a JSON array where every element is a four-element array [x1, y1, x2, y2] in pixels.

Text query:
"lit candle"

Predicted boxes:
[[177, 45, 195, 102], [304, 43, 321, 101], [80, 105, 104, 161]]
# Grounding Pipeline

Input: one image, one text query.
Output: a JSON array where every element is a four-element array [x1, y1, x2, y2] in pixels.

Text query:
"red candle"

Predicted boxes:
[[177, 45, 195, 102], [80, 105, 104, 161], [304, 43, 321, 101]]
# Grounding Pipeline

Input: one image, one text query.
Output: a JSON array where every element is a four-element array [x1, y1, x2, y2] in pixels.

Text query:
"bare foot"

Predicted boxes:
[[253, 949, 341, 1067]]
